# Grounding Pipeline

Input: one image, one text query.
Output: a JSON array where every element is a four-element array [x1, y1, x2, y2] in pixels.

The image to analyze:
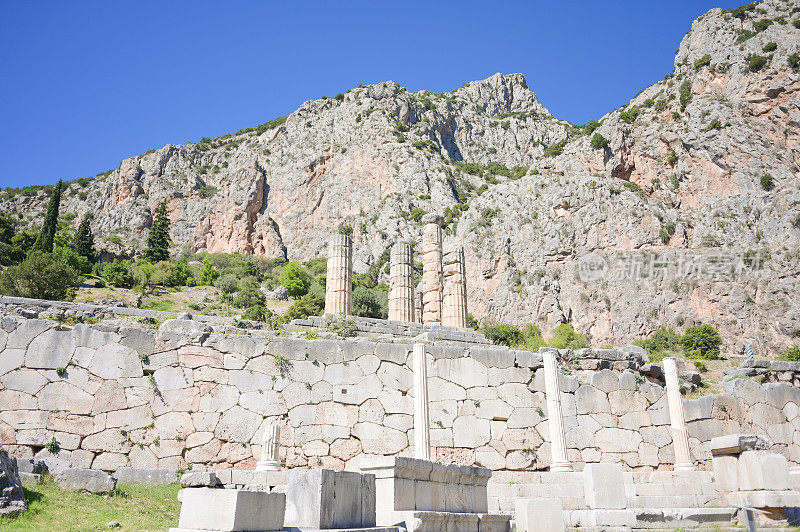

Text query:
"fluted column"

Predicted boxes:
[[543, 350, 572, 472], [389, 243, 415, 323], [442, 245, 468, 328], [421, 214, 443, 325], [324, 234, 352, 315], [664, 357, 695, 471], [255, 420, 281, 471], [414, 288, 423, 324], [413, 343, 431, 461]]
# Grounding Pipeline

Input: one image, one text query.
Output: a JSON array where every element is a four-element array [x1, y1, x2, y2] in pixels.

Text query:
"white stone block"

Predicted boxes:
[[711, 455, 739, 492], [709, 433, 768, 456], [176, 488, 285, 532], [737, 450, 790, 491], [515, 498, 564, 532], [284, 469, 376, 529], [582, 463, 626, 509]]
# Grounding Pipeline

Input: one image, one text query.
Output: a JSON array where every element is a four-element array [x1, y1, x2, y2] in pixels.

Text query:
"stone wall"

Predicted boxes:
[[1, 315, 798, 475]]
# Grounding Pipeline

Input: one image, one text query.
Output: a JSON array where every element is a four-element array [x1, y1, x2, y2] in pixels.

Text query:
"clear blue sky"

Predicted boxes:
[[0, 0, 742, 189]]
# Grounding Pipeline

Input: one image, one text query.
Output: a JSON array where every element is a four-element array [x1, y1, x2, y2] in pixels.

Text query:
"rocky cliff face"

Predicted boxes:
[[2, 0, 799, 354]]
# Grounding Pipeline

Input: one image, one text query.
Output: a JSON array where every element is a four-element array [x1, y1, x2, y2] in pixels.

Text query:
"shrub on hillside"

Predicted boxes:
[[761, 173, 775, 190], [548, 323, 589, 350], [0, 251, 77, 301], [281, 291, 324, 322], [682, 323, 722, 359], [353, 286, 387, 319], [634, 327, 681, 360], [199, 257, 220, 285], [214, 274, 239, 294], [233, 278, 266, 308], [780, 346, 800, 361], [590, 133, 609, 150], [483, 323, 522, 347], [101, 260, 136, 288], [242, 305, 272, 323]]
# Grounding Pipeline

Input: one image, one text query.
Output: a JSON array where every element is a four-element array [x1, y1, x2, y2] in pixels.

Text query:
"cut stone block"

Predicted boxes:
[[379, 510, 509, 532], [55, 468, 116, 494], [114, 467, 177, 486], [172, 488, 285, 532], [709, 434, 768, 456], [582, 463, 626, 510], [515, 498, 564, 532], [284, 469, 376, 529], [737, 450, 790, 491], [711, 455, 739, 492], [359, 456, 491, 517], [727, 489, 800, 508]]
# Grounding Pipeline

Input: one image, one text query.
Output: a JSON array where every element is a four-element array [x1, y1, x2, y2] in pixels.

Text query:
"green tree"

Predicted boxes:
[[590, 133, 609, 150], [483, 323, 522, 347], [72, 213, 96, 264], [199, 257, 220, 285], [234, 278, 266, 308], [681, 323, 722, 359], [165, 259, 194, 287], [280, 261, 310, 298], [101, 260, 136, 288], [143, 201, 172, 262], [32, 180, 63, 254], [353, 286, 387, 318], [0, 213, 18, 265], [0, 251, 77, 301]]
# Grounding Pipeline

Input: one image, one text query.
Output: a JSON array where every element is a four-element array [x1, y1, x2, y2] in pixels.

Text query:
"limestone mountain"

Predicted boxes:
[[2, 0, 799, 354]]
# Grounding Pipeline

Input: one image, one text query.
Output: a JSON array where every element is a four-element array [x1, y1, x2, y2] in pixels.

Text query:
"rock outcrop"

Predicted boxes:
[[0, 447, 26, 516], [1, 0, 798, 353]]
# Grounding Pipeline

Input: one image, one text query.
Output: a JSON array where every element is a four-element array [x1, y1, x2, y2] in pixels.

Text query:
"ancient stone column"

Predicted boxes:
[[414, 288, 423, 324], [255, 420, 281, 471], [413, 343, 431, 461], [442, 245, 468, 328], [664, 357, 695, 471], [421, 214, 443, 325], [543, 350, 572, 472], [324, 234, 352, 315], [388, 243, 415, 323]]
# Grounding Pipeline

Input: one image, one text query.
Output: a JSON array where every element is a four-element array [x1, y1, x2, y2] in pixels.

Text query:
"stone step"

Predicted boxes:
[[566, 507, 737, 530]]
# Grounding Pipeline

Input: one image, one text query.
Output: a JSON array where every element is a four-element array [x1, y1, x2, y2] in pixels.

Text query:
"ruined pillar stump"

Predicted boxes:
[[543, 350, 572, 472], [421, 214, 443, 325], [388, 243, 415, 323], [442, 244, 468, 328], [664, 357, 695, 471], [255, 420, 281, 472], [324, 234, 352, 316]]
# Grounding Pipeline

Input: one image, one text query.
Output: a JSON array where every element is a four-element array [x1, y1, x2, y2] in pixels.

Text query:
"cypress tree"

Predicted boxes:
[[143, 200, 172, 262], [32, 180, 63, 254], [73, 213, 96, 263]]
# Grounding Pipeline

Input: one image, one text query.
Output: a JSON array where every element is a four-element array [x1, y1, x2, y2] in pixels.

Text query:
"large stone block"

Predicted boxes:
[[284, 469, 375, 529], [114, 467, 177, 486], [712, 455, 739, 492], [515, 498, 564, 532], [709, 433, 768, 456], [737, 450, 790, 491], [25, 329, 75, 369], [582, 463, 626, 510], [55, 468, 116, 494], [174, 488, 285, 532], [0, 448, 27, 516]]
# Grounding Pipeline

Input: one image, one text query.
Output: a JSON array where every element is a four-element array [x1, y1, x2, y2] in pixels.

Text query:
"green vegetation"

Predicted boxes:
[[761, 173, 775, 191], [279, 261, 311, 298], [762, 41, 777, 52], [143, 200, 172, 262], [544, 139, 568, 157], [0, 251, 77, 301], [619, 106, 639, 123], [32, 180, 63, 254], [780, 346, 800, 361], [679, 80, 692, 112], [682, 324, 723, 360], [199, 257, 220, 285], [198, 185, 218, 198], [482, 322, 584, 351], [667, 147, 678, 166], [635, 324, 722, 361], [0, 479, 180, 530], [590, 133, 609, 150], [747, 54, 770, 72], [72, 213, 96, 266], [790, 53, 800, 69], [693, 54, 711, 70]]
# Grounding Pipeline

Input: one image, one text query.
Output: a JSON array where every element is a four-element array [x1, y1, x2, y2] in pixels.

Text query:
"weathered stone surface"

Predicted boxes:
[[284, 469, 375, 529], [55, 468, 116, 493], [177, 488, 285, 532], [0, 448, 27, 516]]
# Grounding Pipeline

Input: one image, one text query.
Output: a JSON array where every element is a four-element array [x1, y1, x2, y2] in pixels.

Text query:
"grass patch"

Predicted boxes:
[[0, 479, 180, 531]]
